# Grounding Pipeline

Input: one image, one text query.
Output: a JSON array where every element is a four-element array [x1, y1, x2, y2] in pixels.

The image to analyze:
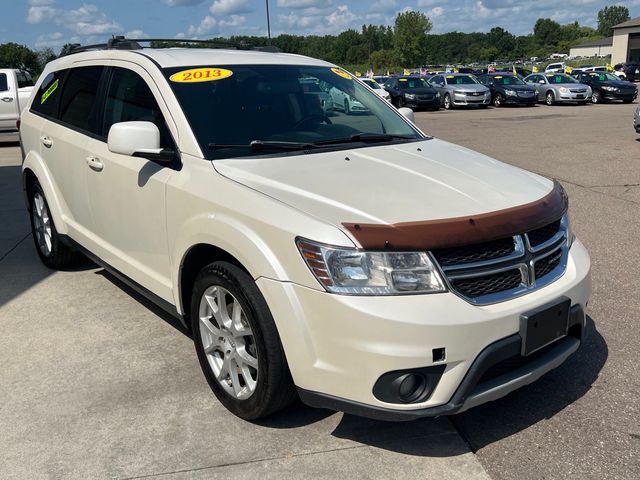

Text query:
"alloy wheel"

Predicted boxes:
[[494, 94, 503, 107], [546, 92, 555, 105], [32, 192, 52, 257], [592, 91, 601, 104], [198, 286, 259, 400], [444, 94, 451, 109]]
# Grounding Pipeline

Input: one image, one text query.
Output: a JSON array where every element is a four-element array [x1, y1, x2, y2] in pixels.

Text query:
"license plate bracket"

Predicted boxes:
[[520, 298, 570, 356]]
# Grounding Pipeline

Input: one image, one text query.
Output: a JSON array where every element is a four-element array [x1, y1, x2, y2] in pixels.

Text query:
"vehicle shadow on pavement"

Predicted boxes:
[[450, 316, 607, 452], [95, 269, 192, 337]]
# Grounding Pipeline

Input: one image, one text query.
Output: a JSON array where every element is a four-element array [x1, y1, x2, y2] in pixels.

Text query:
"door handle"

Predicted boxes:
[[86, 156, 104, 172], [40, 136, 53, 148], [1, 97, 13, 102]]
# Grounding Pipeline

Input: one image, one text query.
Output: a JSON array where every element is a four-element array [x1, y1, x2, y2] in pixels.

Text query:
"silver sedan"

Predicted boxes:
[[524, 73, 592, 105], [427, 74, 491, 109]]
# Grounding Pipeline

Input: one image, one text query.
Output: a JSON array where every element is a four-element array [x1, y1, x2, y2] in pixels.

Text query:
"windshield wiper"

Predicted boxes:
[[313, 133, 417, 146], [208, 140, 319, 151]]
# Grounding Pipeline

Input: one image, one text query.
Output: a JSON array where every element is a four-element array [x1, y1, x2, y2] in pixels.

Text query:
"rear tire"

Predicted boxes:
[[28, 181, 77, 269], [191, 261, 296, 420]]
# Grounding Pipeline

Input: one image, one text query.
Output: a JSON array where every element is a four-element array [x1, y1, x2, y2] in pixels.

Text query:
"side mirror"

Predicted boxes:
[[538, 80, 545, 84], [398, 107, 415, 123], [107, 121, 174, 163]]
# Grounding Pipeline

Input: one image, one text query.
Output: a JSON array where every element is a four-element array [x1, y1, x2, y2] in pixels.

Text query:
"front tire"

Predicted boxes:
[[191, 262, 296, 420], [28, 181, 77, 269], [493, 93, 504, 107], [591, 90, 602, 104], [443, 93, 452, 110], [546, 91, 556, 106]]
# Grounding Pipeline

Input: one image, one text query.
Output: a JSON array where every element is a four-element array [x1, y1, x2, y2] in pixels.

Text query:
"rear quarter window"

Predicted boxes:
[[31, 70, 65, 118]]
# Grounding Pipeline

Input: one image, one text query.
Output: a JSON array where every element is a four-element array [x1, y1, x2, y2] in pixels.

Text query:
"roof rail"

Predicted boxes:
[[63, 36, 281, 56]]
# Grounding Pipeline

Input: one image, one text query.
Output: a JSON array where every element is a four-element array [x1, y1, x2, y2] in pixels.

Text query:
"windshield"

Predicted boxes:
[[546, 74, 576, 84], [445, 75, 477, 85], [492, 75, 525, 86], [590, 73, 619, 82], [398, 77, 430, 89], [165, 65, 421, 160]]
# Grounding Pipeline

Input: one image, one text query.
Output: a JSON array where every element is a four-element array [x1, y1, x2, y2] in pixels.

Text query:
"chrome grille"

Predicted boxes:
[[517, 91, 535, 97], [570, 89, 587, 93], [433, 217, 568, 305]]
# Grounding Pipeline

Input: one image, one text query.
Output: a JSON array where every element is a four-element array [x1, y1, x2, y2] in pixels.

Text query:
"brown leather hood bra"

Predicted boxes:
[[342, 180, 568, 251]]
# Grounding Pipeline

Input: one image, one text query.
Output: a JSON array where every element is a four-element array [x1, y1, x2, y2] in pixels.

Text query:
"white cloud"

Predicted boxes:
[[209, 0, 253, 15], [186, 15, 218, 36], [326, 5, 357, 29], [26, 2, 122, 35], [126, 29, 150, 38], [220, 14, 247, 28]]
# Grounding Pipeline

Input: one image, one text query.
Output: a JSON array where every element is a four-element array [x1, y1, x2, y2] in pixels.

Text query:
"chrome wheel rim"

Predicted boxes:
[[444, 95, 451, 109], [592, 92, 600, 103], [495, 95, 502, 106], [32, 192, 52, 257], [198, 286, 258, 400], [546, 93, 553, 105]]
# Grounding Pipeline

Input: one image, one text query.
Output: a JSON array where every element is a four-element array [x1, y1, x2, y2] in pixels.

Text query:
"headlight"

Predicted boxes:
[[454, 90, 465, 95], [405, 93, 416, 99], [436, 92, 441, 98], [505, 89, 517, 96], [297, 238, 446, 295], [602, 85, 618, 92], [559, 87, 569, 94]]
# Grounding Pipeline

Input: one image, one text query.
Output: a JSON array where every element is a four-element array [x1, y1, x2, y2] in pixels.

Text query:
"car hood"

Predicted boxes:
[[213, 139, 553, 228], [501, 84, 535, 91]]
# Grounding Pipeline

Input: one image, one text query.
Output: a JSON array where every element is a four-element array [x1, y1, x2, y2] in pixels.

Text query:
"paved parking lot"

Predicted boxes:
[[1, 101, 638, 479]]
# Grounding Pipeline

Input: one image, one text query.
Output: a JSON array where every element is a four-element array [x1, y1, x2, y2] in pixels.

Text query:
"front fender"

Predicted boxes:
[[22, 150, 69, 235]]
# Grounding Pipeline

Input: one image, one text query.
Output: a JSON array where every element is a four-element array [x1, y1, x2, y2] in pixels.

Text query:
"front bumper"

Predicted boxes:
[[258, 239, 591, 419], [452, 93, 491, 106], [404, 97, 440, 108], [602, 91, 637, 102], [557, 92, 590, 103], [503, 94, 537, 105]]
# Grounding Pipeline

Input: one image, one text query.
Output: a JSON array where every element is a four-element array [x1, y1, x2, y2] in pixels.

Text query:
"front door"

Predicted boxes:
[[85, 65, 178, 302]]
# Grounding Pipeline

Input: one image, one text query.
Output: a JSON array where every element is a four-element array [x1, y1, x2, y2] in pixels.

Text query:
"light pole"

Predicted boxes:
[[266, 0, 272, 41]]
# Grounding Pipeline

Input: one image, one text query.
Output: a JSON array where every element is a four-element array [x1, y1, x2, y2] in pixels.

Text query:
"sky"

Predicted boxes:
[[2, 0, 639, 51]]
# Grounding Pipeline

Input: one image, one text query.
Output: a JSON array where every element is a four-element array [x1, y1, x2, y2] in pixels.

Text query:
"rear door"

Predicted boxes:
[[37, 66, 105, 239], [0, 72, 19, 130], [84, 64, 177, 301]]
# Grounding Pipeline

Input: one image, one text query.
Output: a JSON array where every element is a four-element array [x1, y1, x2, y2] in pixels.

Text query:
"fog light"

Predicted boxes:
[[373, 364, 445, 404], [397, 374, 426, 402]]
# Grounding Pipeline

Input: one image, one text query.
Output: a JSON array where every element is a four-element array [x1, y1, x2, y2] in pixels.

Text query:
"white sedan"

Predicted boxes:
[[360, 78, 391, 102]]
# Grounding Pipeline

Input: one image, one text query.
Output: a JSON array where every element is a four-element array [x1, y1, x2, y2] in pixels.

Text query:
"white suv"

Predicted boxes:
[[20, 38, 591, 421]]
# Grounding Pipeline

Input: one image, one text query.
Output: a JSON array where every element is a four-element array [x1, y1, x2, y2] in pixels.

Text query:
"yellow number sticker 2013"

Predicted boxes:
[[170, 68, 233, 83], [331, 67, 352, 80]]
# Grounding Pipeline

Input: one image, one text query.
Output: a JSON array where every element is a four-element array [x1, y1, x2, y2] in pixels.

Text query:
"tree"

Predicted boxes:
[[36, 48, 57, 71], [597, 5, 630, 37], [0, 43, 39, 72], [393, 11, 432, 67], [533, 18, 562, 47]]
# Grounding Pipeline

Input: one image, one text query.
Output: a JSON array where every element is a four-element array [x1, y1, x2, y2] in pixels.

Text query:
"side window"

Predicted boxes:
[[58, 66, 103, 133], [31, 70, 66, 119], [102, 67, 172, 148], [0, 73, 7, 92]]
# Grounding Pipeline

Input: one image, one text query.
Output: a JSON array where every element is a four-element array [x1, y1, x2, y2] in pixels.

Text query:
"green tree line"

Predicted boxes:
[[0, 5, 630, 75]]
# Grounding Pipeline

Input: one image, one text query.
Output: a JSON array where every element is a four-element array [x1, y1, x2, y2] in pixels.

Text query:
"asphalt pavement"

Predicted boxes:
[[1, 100, 639, 479], [414, 102, 640, 480]]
